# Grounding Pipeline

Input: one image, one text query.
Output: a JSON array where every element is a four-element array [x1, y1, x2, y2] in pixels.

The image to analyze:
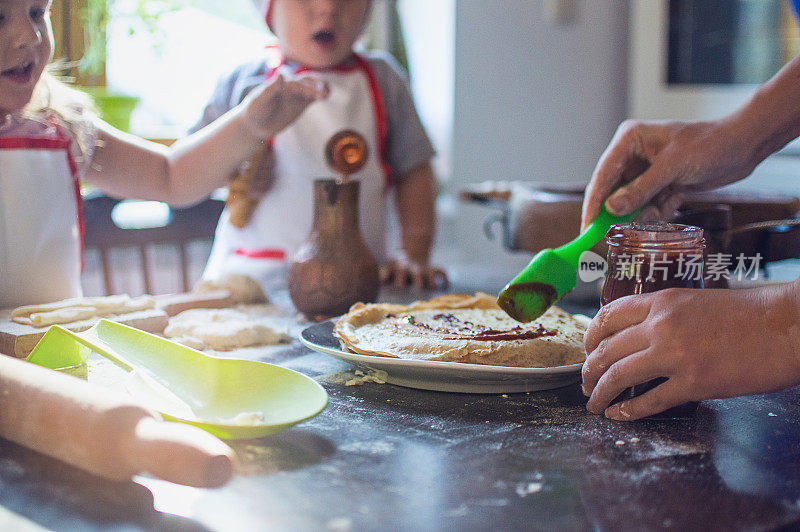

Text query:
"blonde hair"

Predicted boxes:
[[24, 67, 96, 161]]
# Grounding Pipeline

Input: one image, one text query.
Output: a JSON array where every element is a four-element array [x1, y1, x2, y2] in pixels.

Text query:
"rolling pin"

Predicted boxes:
[[0, 355, 235, 488]]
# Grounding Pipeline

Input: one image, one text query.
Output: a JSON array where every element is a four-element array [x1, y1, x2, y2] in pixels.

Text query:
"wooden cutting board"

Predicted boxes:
[[0, 309, 169, 358], [0, 290, 234, 358], [154, 290, 233, 316]]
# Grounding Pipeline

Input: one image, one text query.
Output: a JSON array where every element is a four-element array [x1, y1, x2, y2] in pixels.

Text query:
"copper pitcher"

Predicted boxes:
[[287, 178, 379, 319]]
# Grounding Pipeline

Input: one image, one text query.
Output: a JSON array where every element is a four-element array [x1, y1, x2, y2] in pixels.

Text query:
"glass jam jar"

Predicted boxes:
[[600, 222, 705, 417]]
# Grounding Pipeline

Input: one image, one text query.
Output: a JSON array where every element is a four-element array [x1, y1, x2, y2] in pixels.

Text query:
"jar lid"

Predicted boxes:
[[606, 222, 705, 250]]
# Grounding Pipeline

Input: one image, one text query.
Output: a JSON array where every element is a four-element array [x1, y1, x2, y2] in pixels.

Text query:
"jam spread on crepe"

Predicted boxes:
[[390, 312, 557, 341], [335, 293, 587, 368]]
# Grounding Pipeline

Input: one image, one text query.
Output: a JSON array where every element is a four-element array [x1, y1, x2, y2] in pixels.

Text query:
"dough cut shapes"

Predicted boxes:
[[12, 294, 156, 327], [334, 293, 586, 368], [164, 306, 290, 351], [194, 274, 266, 304]]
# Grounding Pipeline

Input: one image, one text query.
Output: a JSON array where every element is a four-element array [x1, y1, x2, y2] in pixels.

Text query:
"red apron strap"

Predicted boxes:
[[51, 122, 86, 272], [352, 53, 392, 188]]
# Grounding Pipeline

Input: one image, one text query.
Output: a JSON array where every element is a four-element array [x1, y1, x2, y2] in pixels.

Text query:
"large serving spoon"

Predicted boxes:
[[497, 205, 641, 322], [26, 319, 328, 440]]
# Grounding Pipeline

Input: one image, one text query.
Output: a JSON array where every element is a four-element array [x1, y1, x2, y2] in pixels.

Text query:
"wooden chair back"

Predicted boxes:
[[81, 195, 224, 295]]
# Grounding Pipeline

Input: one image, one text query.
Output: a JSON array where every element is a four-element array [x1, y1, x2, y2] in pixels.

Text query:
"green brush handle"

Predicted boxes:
[[497, 204, 644, 322], [554, 205, 641, 267]]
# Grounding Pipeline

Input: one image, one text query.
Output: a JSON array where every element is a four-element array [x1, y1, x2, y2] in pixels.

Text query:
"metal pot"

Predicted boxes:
[[467, 182, 800, 265]]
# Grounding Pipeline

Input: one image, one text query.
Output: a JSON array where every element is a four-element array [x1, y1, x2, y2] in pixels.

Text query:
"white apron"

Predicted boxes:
[[0, 134, 84, 308], [203, 54, 391, 290]]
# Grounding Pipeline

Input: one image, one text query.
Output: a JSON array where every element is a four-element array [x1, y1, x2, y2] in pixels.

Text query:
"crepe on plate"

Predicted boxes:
[[334, 293, 586, 368]]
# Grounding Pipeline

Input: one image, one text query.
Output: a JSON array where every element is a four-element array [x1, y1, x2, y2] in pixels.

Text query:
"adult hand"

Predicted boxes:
[[581, 281, 800, 420], [243, 74, 328, 139], [581, 118, 758, 231], [380, 253, 448, 289]]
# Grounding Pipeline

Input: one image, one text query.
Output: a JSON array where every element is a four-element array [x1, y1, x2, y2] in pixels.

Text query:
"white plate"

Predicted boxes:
[[299, 315, 590, 394]]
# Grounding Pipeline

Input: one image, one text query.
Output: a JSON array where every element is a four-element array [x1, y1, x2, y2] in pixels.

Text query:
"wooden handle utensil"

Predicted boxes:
[[0, 356, 235, 488], [227, 144, 270, 229]]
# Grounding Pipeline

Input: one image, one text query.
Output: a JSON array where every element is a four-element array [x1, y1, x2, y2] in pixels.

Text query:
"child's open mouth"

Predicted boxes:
[[1, 63, 34, 84], [312, 30, 337, 49]]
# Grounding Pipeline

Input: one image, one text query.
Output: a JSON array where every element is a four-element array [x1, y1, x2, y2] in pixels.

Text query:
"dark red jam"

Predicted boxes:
[[392, 312, 557, 341], [601, 223, 705, 305], [601, 222, 705, 418]]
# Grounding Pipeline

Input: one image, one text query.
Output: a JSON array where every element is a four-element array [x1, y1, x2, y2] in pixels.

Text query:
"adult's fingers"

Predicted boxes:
[[656, 192, 684, 219], [581, 121, 653, 230], [584, 295, 652, 355], [603, 377, 685, 421], [636, 205, 661, 224], [604, 152, 678, 217], [581, 324, 651, 396], [626, 191, 684, 224], [635, 191, 683, 222], [585, 350, 669, 414]]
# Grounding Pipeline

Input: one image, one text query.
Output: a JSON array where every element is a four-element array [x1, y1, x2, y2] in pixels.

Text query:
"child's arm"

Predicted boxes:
[[83, 76, 326, 207], [382, 162, 448, 289]]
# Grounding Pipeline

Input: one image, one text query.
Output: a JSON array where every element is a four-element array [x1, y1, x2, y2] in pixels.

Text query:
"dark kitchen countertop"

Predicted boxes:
[[2, 281, 800, 531]]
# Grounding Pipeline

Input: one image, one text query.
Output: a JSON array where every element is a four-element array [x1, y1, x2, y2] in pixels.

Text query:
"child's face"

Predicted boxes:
[[0, 0, 53, 115], [271, 0, 371, 69]]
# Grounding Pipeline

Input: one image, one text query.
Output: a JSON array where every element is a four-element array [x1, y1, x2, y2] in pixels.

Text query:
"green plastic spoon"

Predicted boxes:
[[497, 205, 641, 322], [26, 319, 328, 440]]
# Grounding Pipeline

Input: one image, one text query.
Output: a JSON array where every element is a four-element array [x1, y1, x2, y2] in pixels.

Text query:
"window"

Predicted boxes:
[[668, 0, 800, 85], [50, 1, 85, 70], [105, 0, 269, 137], [100, 0, 402, 138]]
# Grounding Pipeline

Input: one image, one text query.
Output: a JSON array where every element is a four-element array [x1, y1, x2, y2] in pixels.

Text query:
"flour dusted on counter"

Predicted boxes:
[[324, 368, 388, 386], [346, 369, 388, 386]]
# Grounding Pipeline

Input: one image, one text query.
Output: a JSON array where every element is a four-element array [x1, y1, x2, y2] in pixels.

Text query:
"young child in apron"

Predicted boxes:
[[0, 0, 326, 308], [196, 0, 446, 292]]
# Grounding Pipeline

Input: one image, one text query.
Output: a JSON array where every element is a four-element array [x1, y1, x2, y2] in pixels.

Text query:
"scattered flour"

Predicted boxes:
[[339, 440, 395, 455], [516, 482, 543, 496], [326, 517, 353, 531], [324, 368, 388, 386]]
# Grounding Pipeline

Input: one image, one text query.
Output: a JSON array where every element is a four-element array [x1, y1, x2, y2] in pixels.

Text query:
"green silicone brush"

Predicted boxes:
[[497, 205, 641, 322]]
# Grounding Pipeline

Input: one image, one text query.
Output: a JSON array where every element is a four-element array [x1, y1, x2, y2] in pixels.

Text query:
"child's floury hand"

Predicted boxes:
[[243, 74, 328, 139], [381, 254, 448, 289]]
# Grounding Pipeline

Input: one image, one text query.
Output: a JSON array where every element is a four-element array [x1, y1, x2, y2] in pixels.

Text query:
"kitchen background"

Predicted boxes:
[[60, 0, 800, 296]]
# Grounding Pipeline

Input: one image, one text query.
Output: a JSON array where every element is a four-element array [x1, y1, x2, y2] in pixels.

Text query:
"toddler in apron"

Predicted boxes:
[[201, 0, 446, 293]]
